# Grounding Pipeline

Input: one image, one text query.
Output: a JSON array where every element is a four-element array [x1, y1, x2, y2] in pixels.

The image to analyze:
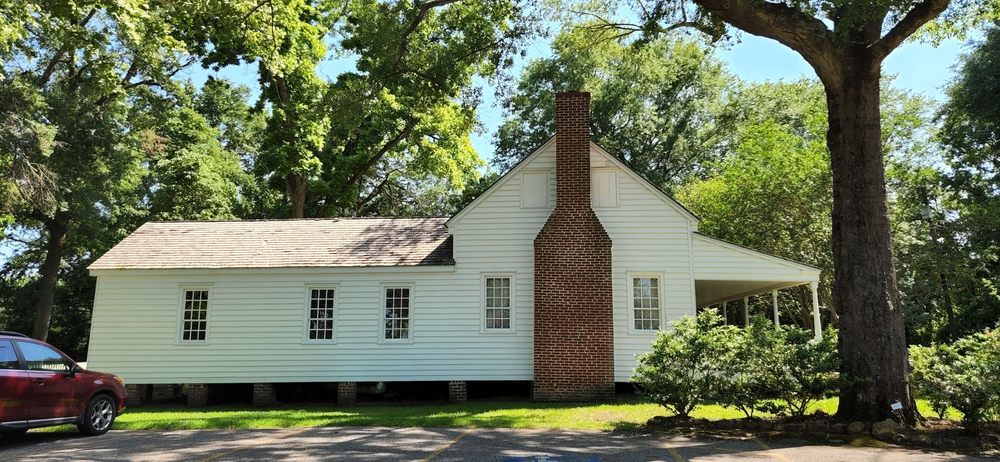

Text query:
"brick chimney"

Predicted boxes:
[[532, 92, 615, 401]]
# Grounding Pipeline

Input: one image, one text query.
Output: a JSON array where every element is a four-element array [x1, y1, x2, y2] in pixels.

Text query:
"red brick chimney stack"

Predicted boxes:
[[532, 91, 615, 401]]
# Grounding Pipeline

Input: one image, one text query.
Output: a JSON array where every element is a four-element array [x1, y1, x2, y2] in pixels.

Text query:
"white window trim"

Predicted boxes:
[[302, 284, 339, 344], [480, 273, 516, 334], [379, 283, 415, 344], [627, 272, 665, 335], [177, 285, 213, 345]]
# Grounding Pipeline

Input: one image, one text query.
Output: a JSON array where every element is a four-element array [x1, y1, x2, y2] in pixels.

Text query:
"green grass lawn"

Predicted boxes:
[[40, 397, 959, 432]]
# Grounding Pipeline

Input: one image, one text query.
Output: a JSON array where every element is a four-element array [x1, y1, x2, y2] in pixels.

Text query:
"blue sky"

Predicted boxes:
[[473, 33, 967, 164], [0, 30, 971, 263], [181, 32, 971, 165]]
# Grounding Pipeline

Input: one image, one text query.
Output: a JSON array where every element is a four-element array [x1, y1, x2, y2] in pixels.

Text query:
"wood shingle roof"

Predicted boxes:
[[89, 218, 454, 270]]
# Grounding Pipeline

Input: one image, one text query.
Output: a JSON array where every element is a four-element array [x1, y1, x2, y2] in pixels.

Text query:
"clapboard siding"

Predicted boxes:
[[691, 234, 818, 281], [89, 269, 535, 383], [589, 150, 697, 381], [88, 141, 701, 384]]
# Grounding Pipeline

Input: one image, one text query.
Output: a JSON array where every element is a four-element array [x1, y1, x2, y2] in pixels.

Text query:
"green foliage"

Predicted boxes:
[[633, 310, 735, 417], [635, 311, 840, 418], [169, 0, 529, 217], [881, 29, 1000, 345], [716, 316, 783, 418], [494, 23, 727, 191], [771, 327, 840, 416], [0, 78, 57, 214], [910, 330, 1000, 429], [678, 82, 834, 323], [680, 79, 955, 332], [315, 0, 526, 215]]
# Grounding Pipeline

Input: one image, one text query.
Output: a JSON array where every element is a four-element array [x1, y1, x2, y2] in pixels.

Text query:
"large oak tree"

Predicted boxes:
[[594, 0, 990, 422]]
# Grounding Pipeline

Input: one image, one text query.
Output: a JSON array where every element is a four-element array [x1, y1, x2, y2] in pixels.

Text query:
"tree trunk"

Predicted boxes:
[[940, 272, 956, 341], [32, 211, 70, 341], [826, 59, 917, 424], [286, 172, 307, 218]]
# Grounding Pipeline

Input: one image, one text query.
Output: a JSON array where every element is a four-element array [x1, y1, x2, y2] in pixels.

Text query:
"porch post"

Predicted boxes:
[[810, 281, 821, 339], [743, 296, 749, 326], [771, 289, 779, 327], [722, 301, 728, 324]]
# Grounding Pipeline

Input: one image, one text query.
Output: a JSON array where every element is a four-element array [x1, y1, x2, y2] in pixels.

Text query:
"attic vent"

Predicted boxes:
[[521, 171, 549, 208], [591, 169, 619, 208]]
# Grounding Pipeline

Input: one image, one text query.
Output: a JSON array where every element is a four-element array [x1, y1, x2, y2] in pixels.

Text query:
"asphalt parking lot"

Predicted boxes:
[[0, 427, 994, 461]]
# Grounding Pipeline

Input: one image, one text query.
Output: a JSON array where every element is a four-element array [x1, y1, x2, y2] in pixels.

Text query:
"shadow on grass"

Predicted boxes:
[[111, 399, 663, 432]]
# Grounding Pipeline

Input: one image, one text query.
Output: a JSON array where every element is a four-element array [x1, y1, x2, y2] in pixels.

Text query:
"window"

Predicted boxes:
[[0, 340, 19, 369], [16, 341, 69, 373], [383, 287, 411, 341], [181, 289, 210, 342], [631, 276, 661, 331], [307, 288, 336, 341], [483, 275, 513, 331]]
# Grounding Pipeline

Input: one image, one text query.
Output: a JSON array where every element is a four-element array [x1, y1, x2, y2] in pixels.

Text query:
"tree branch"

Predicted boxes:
[[36, 8, 97, 86], [690, 0, 843, 80], [391, 0, 462, 69], [344, 118, 418, 187], [871, 0, 951, 60], [356, 168, 404, 209]]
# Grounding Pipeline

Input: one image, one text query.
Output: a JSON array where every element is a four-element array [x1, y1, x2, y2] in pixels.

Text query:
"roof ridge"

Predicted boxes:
[[142, 217, 449, 224]]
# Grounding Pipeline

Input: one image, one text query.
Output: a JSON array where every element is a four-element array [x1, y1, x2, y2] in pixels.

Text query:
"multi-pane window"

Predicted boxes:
[[182, 289, 209, 341], [632, 277, 661, 331], [383, 287, 411, 340], [484, 276, 512, 330], [308, 288, 336, 340]]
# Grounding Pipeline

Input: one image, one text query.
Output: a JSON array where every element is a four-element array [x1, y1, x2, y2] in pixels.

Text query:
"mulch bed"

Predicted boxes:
[[645, 413, 1000, 456]]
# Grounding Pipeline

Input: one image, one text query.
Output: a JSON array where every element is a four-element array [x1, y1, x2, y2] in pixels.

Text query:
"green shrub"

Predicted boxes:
[[633, 310, 736, 418], [910, 330, 1000, 429], [717, 316, 785, 418], [634, 311, 840, 419], [770, 326, 839, 417]]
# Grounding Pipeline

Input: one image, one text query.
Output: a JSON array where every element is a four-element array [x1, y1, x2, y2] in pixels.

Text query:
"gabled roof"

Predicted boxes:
[[590, 141, 700, 224], [89, 218, 454, 270], [692, 232, 822, 274], [447, 136, 700, 226]]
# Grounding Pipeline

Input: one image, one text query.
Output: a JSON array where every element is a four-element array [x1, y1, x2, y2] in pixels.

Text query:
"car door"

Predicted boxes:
[[0, 339, 31, 428], [15, 340, 81, 422]]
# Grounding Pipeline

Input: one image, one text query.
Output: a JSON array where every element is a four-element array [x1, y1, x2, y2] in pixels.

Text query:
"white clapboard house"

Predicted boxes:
[[87, 92, 822, 405]]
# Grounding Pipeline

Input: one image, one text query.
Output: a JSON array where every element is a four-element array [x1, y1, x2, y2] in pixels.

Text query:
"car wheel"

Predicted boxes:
[[77, 394, 117, 436]]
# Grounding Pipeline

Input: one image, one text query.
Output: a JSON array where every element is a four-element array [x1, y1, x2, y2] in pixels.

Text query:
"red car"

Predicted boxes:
[[0, 331, 126, 436]]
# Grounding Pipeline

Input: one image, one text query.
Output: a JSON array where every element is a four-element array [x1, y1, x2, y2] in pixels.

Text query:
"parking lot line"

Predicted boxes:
[[754, 438, 792, 462], [420, 427, 475, 462], [660, 438, 687, 462]]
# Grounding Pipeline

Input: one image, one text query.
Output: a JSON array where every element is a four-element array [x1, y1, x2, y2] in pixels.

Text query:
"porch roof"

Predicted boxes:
[[691, 233, 820, 306]]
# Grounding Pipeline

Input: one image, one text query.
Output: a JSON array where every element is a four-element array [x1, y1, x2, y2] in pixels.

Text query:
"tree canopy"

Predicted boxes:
[[494, 24, 727, 192]]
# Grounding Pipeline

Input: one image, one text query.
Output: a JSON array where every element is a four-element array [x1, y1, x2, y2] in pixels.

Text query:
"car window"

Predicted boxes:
[[16, 341, 69, 373], [0, 340, 18, 369]]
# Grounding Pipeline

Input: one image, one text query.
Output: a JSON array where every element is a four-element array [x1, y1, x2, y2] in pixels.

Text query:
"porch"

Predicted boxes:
[[691, 233, 823, 338]]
